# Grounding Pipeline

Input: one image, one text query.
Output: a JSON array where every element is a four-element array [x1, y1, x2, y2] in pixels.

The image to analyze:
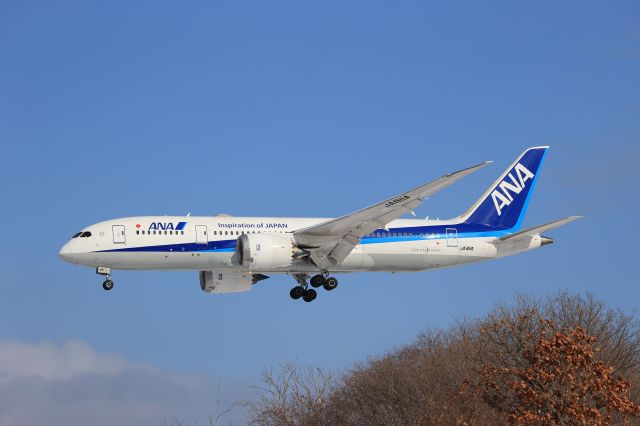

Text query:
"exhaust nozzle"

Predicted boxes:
[[541, 236, 554, 246]]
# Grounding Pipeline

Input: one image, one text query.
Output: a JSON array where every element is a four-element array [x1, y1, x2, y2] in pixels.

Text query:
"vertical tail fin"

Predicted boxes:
[[459, 146, 549, 230]]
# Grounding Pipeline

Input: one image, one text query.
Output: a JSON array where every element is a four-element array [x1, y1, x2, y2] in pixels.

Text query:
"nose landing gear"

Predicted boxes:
[[96, 267, 114, 291], [102, 279, 114, 291]]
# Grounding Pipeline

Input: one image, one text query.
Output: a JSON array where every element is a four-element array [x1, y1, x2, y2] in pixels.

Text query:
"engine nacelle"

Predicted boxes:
[[199, 271, 253, 294], [236, 233, 296, 270]]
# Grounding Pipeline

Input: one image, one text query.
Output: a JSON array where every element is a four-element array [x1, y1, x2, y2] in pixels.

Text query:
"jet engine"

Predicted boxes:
[[236, 233, 302, 270], [199, 271, 269, 294]]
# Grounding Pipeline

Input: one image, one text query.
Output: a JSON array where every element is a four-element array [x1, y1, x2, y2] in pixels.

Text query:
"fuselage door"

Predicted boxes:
[[113, 225, 126, 244], [446, 228, 458, 247], [195, 225, 208, 244]]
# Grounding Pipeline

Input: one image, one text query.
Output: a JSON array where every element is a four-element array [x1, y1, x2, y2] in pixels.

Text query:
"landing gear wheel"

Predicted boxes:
[[102, 279, 114, 291], [310, 274, 325, 288], [290, 286, 305, 300], [302, 288, 317, 302], [323, 277, 338, 291]]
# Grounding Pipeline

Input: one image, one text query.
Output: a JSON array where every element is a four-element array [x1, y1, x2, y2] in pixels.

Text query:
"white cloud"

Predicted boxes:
[[0, 339, 248, 426], [0, 340, 133, 382]]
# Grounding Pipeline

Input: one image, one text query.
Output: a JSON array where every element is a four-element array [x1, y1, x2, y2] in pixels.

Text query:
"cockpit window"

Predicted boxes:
[[80, 231, 92, 238], [72, 232, 82, 238]]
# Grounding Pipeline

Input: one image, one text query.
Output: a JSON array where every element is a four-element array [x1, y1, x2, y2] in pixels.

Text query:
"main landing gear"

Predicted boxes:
[[289, 273, 338, 302], [96, 267, 114, 291]]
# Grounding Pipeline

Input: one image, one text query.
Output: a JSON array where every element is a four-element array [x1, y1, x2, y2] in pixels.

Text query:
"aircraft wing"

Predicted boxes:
[[293, 161, 492, 269]]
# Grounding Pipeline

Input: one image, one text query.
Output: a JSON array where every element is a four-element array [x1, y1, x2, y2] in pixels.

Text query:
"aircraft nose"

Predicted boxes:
[[58, 242, 72, 263]]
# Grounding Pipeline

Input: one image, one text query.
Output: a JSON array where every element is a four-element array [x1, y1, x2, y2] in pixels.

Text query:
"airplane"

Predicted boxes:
[[59, 146, 580, 302]]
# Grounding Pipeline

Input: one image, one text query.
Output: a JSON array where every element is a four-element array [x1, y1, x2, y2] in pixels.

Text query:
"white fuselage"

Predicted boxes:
[[59, 216, 542, 274]]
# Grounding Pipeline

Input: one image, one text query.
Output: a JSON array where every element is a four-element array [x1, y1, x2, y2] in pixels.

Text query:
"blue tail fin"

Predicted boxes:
[[459, 146, 548, 230]]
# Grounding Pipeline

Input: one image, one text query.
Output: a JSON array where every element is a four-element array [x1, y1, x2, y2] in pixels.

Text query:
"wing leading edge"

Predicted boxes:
[[294, 161, 492, 269]]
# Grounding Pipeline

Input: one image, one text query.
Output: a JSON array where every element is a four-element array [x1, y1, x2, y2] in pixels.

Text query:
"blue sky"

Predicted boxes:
[[1, 1, 638, 424]]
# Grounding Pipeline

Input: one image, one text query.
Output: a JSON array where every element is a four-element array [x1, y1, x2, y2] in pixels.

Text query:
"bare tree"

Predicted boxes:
[[247, 361, 335, 426], [209, 383, 242, 426], [165, 382, 241, 426], [241, 292, 640, 425]]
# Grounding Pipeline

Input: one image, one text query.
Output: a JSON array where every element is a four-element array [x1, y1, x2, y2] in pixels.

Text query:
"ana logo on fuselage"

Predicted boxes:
[[491, 163, 534, 216], [149, 221, 187, 231]]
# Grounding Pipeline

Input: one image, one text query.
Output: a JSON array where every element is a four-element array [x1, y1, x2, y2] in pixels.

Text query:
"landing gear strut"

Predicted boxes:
[[96, 267, 114, 291], [289, 273, 338, 302], [290, 273, 317, 302]]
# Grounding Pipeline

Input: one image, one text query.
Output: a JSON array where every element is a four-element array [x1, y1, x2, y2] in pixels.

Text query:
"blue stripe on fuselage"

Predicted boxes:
[[98, 239, 238, 253], [96, 222, 515, 253]]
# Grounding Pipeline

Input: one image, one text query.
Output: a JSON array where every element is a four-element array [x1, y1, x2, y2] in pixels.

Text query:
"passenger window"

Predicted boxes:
[[142, 230, 145, 235], [136, 230, 139, 235]]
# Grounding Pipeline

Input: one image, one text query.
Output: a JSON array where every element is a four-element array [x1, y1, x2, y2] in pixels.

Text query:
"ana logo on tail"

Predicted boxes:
[[491, 163, 534, 216]]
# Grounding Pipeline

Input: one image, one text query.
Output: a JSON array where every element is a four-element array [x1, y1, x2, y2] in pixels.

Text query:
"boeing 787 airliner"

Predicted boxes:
[[59, 147, 580, 302]]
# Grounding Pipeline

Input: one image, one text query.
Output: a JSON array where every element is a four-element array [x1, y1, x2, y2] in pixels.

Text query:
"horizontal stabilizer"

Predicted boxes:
[[499, 216, 582, 241]]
